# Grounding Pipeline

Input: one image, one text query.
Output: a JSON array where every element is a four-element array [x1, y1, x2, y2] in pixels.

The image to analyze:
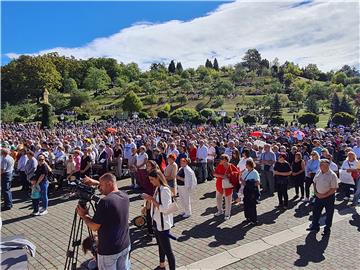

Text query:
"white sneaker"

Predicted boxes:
[[302, 198, 310, 202], [182, 214, 191, 218], [224, 215, 230, 221], [39, 207, 45, 212], [40, 209, 48, 216], [344, 197, 349, 200], [214, 211, 223, 217], [31, 211, 40, 216]]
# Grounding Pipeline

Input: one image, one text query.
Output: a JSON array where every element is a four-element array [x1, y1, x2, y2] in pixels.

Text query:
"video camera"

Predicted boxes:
[[73, 179, 101, 207]]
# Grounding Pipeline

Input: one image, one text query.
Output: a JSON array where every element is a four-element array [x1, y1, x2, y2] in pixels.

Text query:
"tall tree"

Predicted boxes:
[[331, 92, 340, 116], [122, 91, 143, 112], [213, 58, 219, 71], [339, 96, 353, 114], [168, 60, 176, 73], [303, 64, 320, 80], [242, 48, 262, 71], [205, 59, 213, 68], [176, 62, 183, 73], [305, 95, 319, 114], [83, 67, 111, 91], [271, 93, 282, 116]]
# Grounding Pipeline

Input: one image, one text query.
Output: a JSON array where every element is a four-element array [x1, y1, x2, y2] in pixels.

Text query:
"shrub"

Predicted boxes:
[[332, 112, 355, 126], [70, 90, 90, 107], [138, 111, 150, 119], [211, 97, 224, 108], [191, 115, 206, 125], [143, 94, 158, 105], [170, 108, 199, 124], [77, 112, 90, 121], [14, 116, 26, 123], [158, 111, 169, 118], [195, 102, 207, 112], [298, 113, 319, 125], [223, 115, 232, 124], [243, 115, 257, 124], [270, 116, 285, 125], [162, 103, 171, 112], [200, 108, 214, 118], [41, 103, 54, 128]]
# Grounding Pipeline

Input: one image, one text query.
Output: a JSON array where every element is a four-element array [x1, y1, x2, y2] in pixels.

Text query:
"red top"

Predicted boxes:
[[214, 163, 240, 196], [189, 147, 197, 162]]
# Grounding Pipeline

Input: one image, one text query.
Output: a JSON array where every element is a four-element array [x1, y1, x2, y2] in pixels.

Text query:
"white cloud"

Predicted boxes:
[[6, 0, 360, 71]]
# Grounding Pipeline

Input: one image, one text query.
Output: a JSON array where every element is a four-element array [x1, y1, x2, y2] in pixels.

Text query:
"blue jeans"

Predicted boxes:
[[1, 172, 13, 208], [97, 245, 131, 270], [353, 179, 360, 204], [39, 180, 49, 209], [198, 163, 208, 182]]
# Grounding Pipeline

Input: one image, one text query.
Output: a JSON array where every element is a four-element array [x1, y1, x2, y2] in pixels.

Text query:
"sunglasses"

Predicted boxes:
[[38, 159, 45, 161]]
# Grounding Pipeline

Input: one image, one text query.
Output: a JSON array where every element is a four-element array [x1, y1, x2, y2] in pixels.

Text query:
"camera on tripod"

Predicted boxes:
[[73, 179, 101, 207]]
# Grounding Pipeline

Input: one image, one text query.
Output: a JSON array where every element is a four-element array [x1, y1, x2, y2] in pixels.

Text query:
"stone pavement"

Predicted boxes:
[[1, 177, 360, 270]]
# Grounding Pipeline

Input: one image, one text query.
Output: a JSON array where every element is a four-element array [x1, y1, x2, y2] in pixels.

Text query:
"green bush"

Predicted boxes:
[[211, 97, 224, 108], [298, 113, 319, 125], [77, 112, 90, 121], [270, 116, 285, 125], [200, 108, 214, 118], [243, 115, 256, 124], [139, 111, 150, 119], [170, 108, 199, 124], [157, 111, 169, 118], [223, 115, 232, 124], [143, 94, 158, 105], [195, 102, 207, 112], [14, 116, 26, 123], [70, 90, 90, 107], [191, 115, 206, 125], [332, 112, 355, 126], [41, 103, 54, 128]]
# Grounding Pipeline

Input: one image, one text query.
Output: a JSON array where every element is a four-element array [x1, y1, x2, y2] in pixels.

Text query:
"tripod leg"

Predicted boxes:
[[65, 211, 78, 270]]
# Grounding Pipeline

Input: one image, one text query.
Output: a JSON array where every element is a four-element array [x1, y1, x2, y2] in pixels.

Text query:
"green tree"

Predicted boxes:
[[333, 72, 347, 85], [49, 91, 69, 113], [176, 62, 183, 73], [271, 93, 282, 116], [242, 48, 262, 71], [63, 77, 78, 93], [41, 103, 54, 128], [339, 96, 353, 114], [331, 92, 340, 116], [332, 112, 355, 126], [70, 90, 90, 107], [168, 60, 176, 73], [205, 59, 213, 68], [302, 64, 320, 80], [215, 80, 234, 96], [232, 63, 247, 83], [83, 67, 111, 91], [305, 95, 319, 114], [213, 58, 219, 71], [122, 91, 143, 112]]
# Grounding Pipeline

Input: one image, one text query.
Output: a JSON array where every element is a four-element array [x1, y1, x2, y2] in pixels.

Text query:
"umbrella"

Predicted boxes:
[[106, 127, 117, 133], [250, 131, 262, 137]]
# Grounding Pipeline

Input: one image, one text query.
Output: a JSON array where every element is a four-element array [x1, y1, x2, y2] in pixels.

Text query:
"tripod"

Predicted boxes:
[[64, 201, 96, 270]]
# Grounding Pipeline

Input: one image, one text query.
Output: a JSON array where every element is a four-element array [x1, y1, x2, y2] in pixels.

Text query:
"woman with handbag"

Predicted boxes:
[[176, 158, 197, 218], [241, 159, 260, 225], [32, 154, 50, 215], [340, 151, 359, 201], [213, 154, 240, 220], [143, 170, 176, 270]]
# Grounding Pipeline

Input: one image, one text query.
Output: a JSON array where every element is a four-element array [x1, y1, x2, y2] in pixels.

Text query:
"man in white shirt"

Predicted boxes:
[[124, 138, 136, 162], [167, 143, 179, 157], [206, 141, 216, 181], [196, 140, 208, 183], [17, 148, 29, 192]]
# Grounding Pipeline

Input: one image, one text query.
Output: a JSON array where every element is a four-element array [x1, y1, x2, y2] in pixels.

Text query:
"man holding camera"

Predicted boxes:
[[76, 173, 131, 270]]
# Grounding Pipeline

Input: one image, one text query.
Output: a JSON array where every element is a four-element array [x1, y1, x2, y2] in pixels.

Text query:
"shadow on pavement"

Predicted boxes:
[[294, 232, 329, 267]]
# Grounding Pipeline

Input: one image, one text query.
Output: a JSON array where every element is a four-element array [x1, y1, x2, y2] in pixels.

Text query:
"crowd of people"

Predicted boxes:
[[1, 119, 360, 270]]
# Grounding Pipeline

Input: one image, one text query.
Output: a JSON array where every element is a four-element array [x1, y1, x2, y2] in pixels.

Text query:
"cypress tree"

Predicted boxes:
[[339, 95, 353, 114], [205, 59, 213, 68], [331, 92, 340, 115], [213, 58, 219, 71], [271, 93, 282, 116], [176, 62, 183, 73], [168, 60, 176, 73]]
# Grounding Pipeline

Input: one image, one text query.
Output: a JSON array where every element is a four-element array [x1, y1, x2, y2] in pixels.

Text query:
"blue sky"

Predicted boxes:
[[2, 1, 359, 71], [1, 1, 224, 64]]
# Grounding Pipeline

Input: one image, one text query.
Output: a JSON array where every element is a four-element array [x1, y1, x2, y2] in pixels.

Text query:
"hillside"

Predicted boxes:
[[1, 50, 359, 127]]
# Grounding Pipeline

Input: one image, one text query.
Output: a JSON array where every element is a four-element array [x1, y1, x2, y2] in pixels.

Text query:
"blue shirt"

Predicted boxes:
[[242, 169, 260, 182], [1, 155, 14, 174], [306, 159, 320, 174]]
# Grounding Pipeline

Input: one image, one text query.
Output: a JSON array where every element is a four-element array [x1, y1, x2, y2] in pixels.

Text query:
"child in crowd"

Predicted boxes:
[[30, 180, 41, 216]]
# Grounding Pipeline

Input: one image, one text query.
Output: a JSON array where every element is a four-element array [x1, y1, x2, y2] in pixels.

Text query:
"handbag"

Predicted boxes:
[[348, 161, 360, 181], [222, 166, 233, 189]]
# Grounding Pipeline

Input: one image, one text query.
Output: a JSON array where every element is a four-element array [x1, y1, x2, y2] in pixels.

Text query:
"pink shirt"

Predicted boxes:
[[74, 155, 81, 171]]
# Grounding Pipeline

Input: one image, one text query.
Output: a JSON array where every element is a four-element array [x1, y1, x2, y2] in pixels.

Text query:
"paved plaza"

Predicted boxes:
[[2, 177, 360, 270]]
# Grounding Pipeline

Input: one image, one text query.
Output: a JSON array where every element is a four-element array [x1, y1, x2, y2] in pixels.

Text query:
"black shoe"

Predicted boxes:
[[276, 204, 283, 208], [322, 229, 331, 236], [306, 226, 320, 232], [293, 195, 299, 199], [250, 221, 258, 226], [241, 219, 250, 224], [283, 205, 289, 209], [154, 267, 166, 270], [1, 206, 12, 211]]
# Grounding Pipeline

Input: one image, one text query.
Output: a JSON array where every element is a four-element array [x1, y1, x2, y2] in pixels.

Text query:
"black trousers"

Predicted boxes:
[[311, 194, 335, 230], [20, 171, 29, 191], [146, 209, 153, 234], [243, 183, 258, 222], [305, 176, 314, 198], [293, 174, 305, 197], [277, 183, 288, 206], [154, 228, 176, 270]]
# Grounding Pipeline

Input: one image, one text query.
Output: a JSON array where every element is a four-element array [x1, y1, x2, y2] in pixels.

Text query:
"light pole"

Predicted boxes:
[[220, 109, 226, 127]]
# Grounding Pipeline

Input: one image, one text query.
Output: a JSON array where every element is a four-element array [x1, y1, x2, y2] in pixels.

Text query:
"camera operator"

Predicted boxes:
[[76, 173, 131, 270]]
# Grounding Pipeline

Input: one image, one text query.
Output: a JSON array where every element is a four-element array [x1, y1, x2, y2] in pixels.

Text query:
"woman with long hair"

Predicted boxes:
[[143, 170, 176, 270], [214, 154, 240, 220], [32, 154, 50, 215], [164, 154, 178, 196]]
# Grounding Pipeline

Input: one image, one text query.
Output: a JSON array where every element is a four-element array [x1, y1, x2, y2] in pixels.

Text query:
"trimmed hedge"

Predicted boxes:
[[332, 112, 355, 126], [298, 113, 319, 125]]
